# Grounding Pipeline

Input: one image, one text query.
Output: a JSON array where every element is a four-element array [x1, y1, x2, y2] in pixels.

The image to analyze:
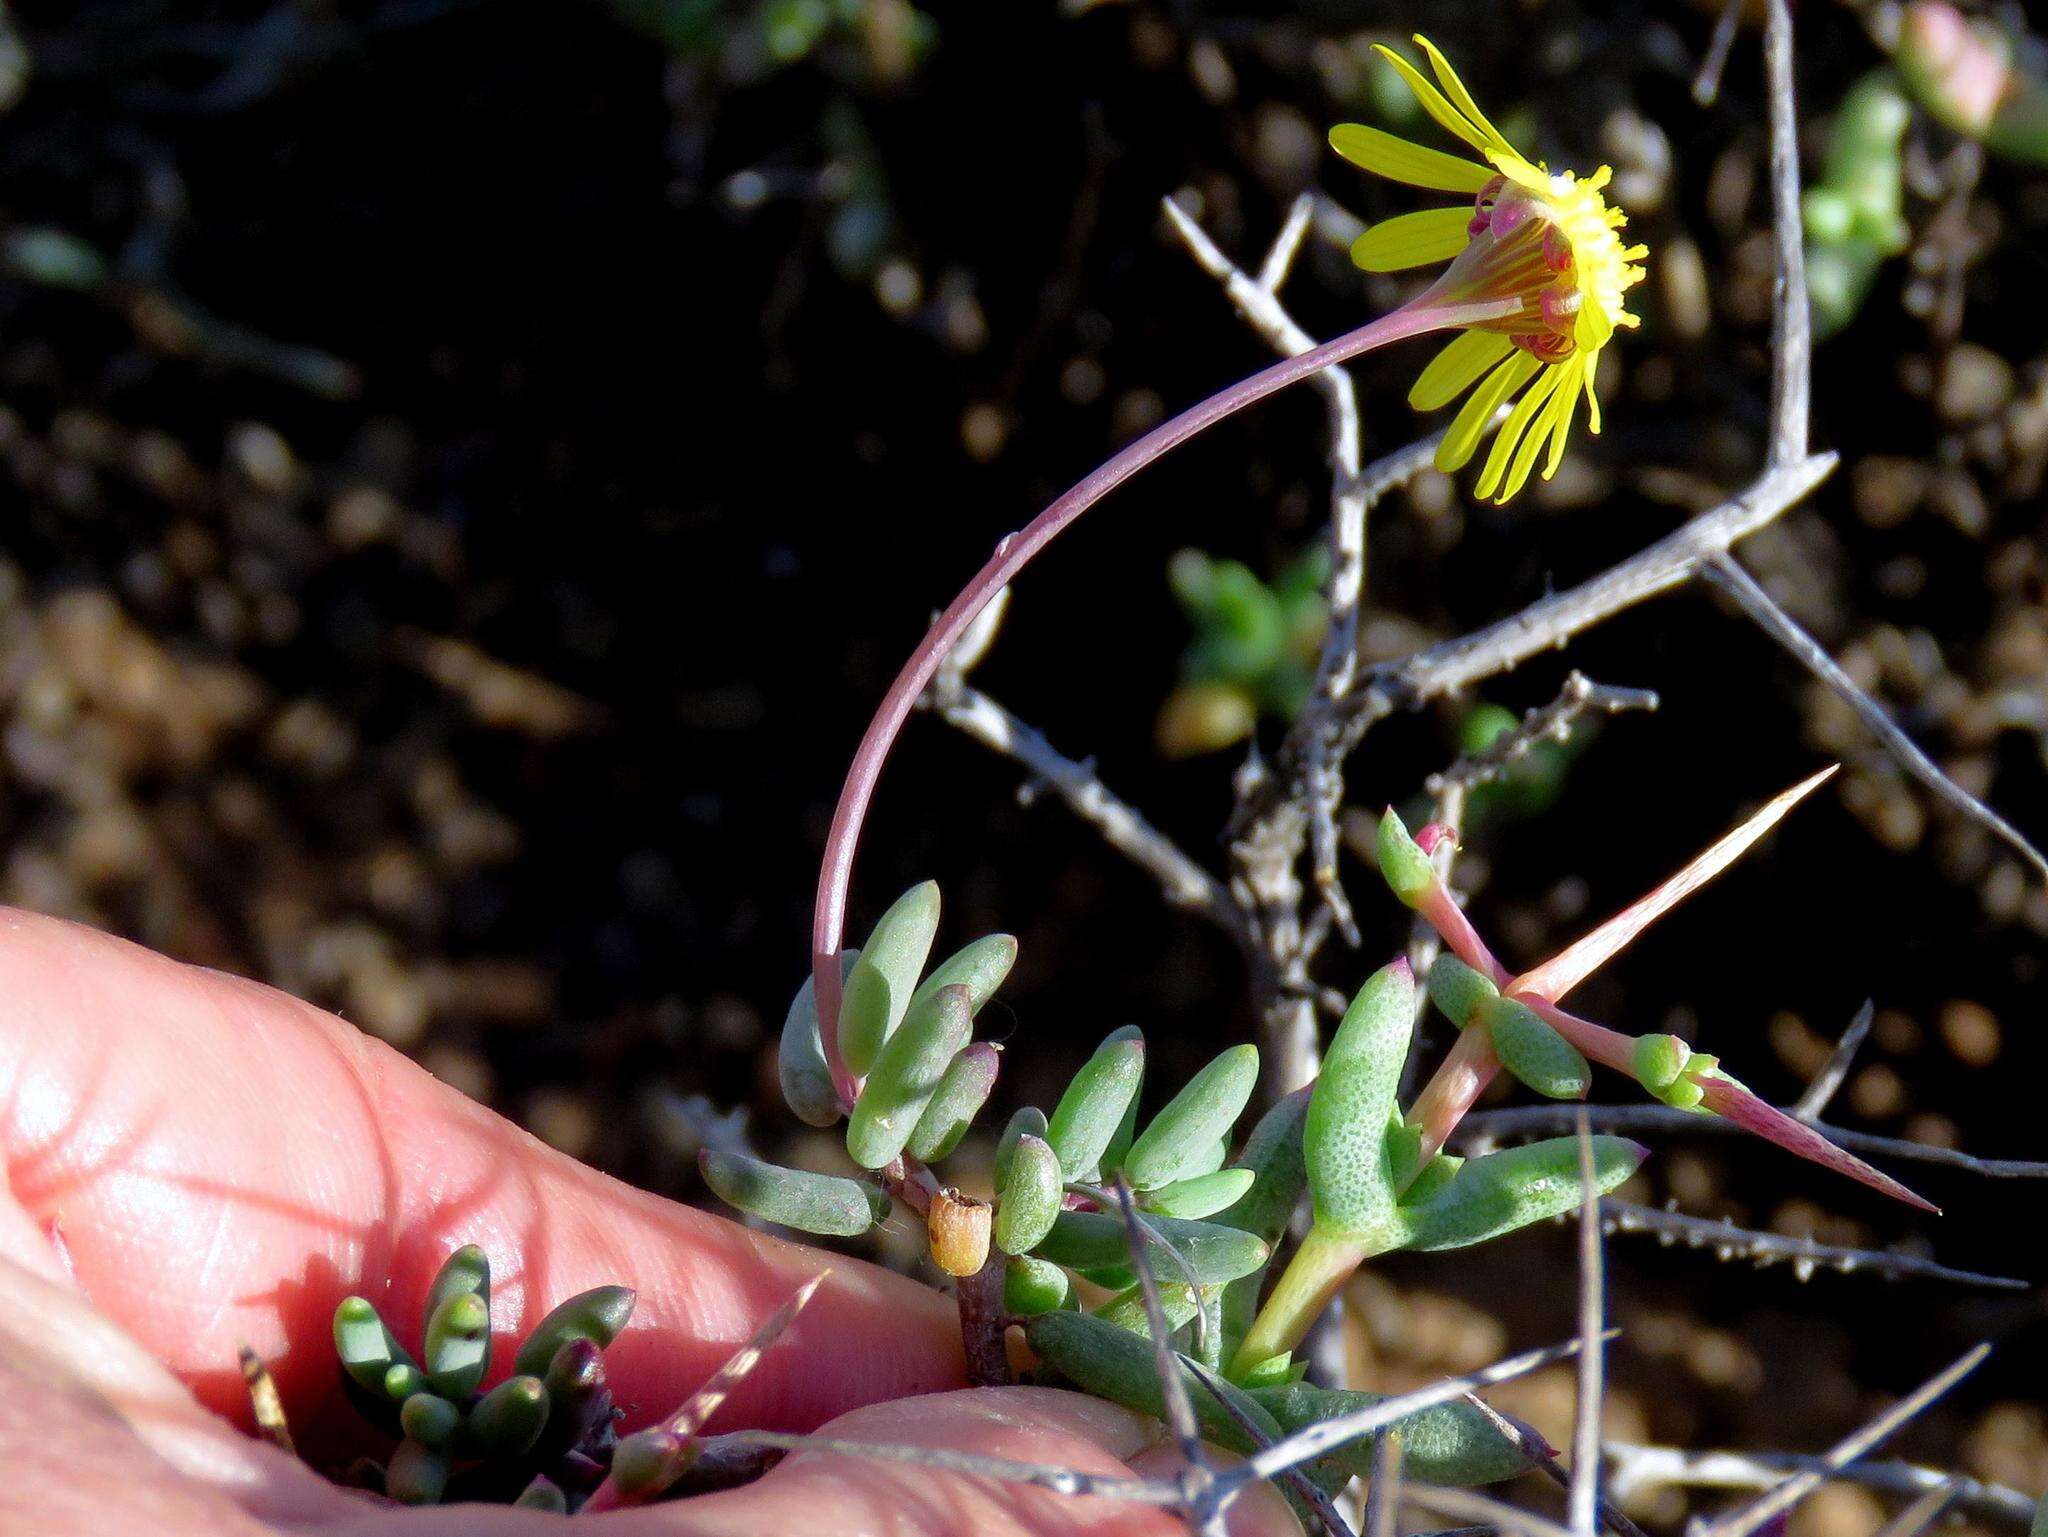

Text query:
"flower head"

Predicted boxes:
[[1331, 36, 1649, 502]]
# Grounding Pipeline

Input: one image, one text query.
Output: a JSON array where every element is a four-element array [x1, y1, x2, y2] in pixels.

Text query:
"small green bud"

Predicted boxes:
[[1142, 1167, 1257, 1219], [1377, 808, 1434, 907], [1047, 1027, 1145, 1179], [700, 1148, 890, 1237], [1002, 1255, 1071, 1316], [1123, 1043, 1259, 1190], [512, 1285, 637, 1378], [1427, 953, 1499, 1029], [994, 1133, 1062, 1256], [610, 1427, 689, 1497], [422, 1290, 491, 1400], [382, 1363, 426, 1401], [1632, 1032, 1691, 1091], [846, 983, 974, 1170], [840, 882, 942, 1077], [1481, 995, 1591, 1100]]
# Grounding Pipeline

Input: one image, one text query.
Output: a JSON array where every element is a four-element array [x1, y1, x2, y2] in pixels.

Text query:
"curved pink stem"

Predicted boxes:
[[809, 293, 1523, 1080]]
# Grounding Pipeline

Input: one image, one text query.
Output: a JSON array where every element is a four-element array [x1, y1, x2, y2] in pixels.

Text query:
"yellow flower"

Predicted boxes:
[[1330, 35, 1649, 503]]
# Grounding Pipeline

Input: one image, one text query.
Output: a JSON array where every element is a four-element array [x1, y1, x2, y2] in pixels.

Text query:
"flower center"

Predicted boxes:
[[1433, 178, 1585, 362]]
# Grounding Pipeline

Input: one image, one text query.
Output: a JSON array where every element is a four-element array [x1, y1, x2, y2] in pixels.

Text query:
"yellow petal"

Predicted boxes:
[[1409, 330, 1513, 411], [1371, 44, 1493, 155], [1349, 207, 1473, 272], [1328, 123, 1496, 193], [1584, 349, 1604, 434], [1474, 366, 1562, 501], [1541, 357, 1586, 479], [1499, 367, 1574, 502], [1437, 351, 1541, 473], [1410, 35, 1518, 159]]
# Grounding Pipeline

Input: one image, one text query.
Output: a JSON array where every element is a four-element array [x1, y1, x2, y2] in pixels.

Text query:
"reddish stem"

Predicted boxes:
[[809, 295, 1525, 1052]]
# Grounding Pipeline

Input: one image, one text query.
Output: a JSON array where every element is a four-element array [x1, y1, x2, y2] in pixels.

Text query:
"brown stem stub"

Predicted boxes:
[[956, 1248, 1012, 1388]]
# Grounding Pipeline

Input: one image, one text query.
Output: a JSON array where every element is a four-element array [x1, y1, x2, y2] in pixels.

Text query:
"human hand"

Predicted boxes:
[[0, 908, 1292, 1535]]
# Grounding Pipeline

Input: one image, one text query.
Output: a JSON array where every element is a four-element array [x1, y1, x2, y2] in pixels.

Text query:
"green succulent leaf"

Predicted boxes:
[[422, 1245, 490, 1336], [1047, 1026, 1145, 1179], [514, 1476, 569, 1513], [1247, 1382, 1531, 1486], [398, 1392, 460, 1449], [422, 1289, 491, 1400], [840, 882, 942, 1078], [906, 1041, 1001, 1163], [1031, 1210, 1268, 1284], [468, 1375, 550, 1457], [384, 1437, 451, 1506], [1123, 1043, 1260, 1190], [1002, 1255, 1072, 1316], [1427, 953, 1499, 1030], [1093, 1280, 1203, 1336], [1395, 1135, 1647, 1252], [1304, 961, 1416, 1236], [1377, 808, 1434, 907], [1141, 1167, 1257, 1219], [994, 1106, 1049, 1187], [1026, 1311, 1283, 1454], [699, 1148, 890, 1237], [511, 1285, 637, 1378], [846, 983, 974, 1170], [1481, 995, 1592, 1100], [778, 951, 856, 1128], [905, 933, 1016, 1020], [994, 1133, 1063, 1256], [333, 1296, 417, 1397]]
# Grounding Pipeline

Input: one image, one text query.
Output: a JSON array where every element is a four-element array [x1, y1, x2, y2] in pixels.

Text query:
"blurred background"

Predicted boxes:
[[0, 0, 2043, 1527]]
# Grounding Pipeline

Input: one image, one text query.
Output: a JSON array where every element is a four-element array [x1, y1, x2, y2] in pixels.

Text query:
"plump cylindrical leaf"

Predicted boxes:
[[1396, 1135, 1647, 1252], [422, 1290, 490, 1399], [1093, 1281, 1202, 1336], [778, 951, 856, 1128], [468, 1375, 550, 1457], [1031, 1210, 1268, 1284], [1003, 1255, 1071, 1316], [1427, 953, 1498, 1029], [1047, 1027, 1145, 1179], [700, 1148, 890, 1237], [1305, 961, 1416, 1237], [511, 1285, 637, 1378], [382, 1363, 426, 1401], [333, 1296, 416, 1396], [399, 1392, 460, 1448], [385, 1437, 450, 1505], [1123, 1043, 1260, 1189], [905, 934, 1017, 1019], [994, 1133, 1062, 1256], [1214, 1087, 1309, 1245], [1482, 995, 1592, 1100], [994, 1106, 1048, 1187], [1247, 1382, 1529, 1485], [928, 1188, 993, 1277], [422, 1245, 489, 1333], [1142, 1168, 1256, 1219], [907, 1042, 1001, 1163], [846, 983, 974, 1169], [839, 882, 942, 1077], [1026, 1311, 1283, 1454]]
